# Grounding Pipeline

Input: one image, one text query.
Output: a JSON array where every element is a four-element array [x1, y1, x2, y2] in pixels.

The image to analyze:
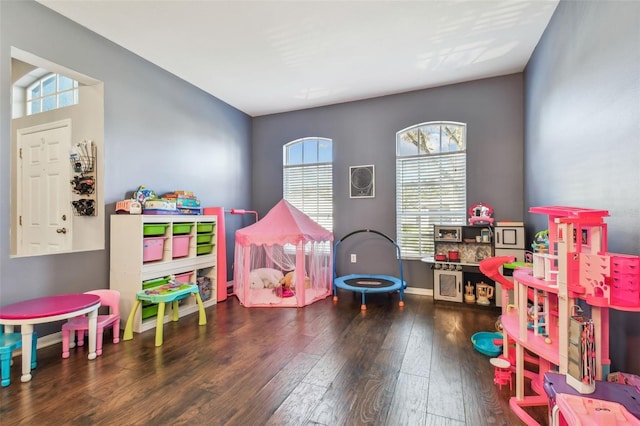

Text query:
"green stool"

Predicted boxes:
[[123, 283, 206, 346]]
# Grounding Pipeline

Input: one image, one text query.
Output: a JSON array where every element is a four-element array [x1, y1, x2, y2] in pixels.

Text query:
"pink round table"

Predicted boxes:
[[0, 294, 101, 382]]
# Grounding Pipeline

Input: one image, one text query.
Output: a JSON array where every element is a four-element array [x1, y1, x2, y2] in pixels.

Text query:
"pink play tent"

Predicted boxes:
[[233, 199, 333, 307]]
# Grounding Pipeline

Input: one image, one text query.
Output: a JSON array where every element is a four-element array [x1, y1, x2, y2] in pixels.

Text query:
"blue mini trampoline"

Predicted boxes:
[[332, 229, 407, 310]]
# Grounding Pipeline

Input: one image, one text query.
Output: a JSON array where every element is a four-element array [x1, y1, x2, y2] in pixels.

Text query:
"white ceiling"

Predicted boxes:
[[37, 0, 558, 117]]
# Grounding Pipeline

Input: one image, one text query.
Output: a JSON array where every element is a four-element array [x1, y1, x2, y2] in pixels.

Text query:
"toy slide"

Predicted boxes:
[[480, 256, 545, 304], [479, 256, 516, 290]]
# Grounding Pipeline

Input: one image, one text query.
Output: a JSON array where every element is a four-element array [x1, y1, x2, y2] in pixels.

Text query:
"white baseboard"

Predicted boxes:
[[405, 287, 433, 296], [11, 331, 62, 359], [38, 331, 62, 348]]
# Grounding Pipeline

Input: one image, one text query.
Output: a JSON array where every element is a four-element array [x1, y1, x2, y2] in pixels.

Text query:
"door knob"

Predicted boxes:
[[56, 228, 67, 234]]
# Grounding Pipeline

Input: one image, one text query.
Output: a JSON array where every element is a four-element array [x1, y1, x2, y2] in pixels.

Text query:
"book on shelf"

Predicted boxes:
[[496, 221, 524, 226]]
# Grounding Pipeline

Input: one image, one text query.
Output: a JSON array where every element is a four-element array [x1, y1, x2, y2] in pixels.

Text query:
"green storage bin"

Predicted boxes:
[[142, 304, 159, 320], [172, 223, 194, 235], [196, 243, 215, 255], [196, 233, 214, 244], [197, 222, 215, 234], [142, 276, 170, 290], [143, 223, 169, 236]]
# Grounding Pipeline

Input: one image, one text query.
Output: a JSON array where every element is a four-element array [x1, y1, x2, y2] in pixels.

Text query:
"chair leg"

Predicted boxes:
[[96, 328, 104, 356], [113, 321, 120, 344], [1, 352, 11, 387], [77, 330, 85, 347], [31, 332, 38, 369], [62, 327, 71, 359]]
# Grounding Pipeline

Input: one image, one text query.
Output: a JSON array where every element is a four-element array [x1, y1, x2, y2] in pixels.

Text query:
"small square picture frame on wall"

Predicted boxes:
[[349, 165, 375, 198]]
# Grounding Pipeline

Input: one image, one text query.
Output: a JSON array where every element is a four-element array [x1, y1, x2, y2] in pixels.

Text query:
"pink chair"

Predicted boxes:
[[62, 290, 120, 358], [490, 356, 513, 391]]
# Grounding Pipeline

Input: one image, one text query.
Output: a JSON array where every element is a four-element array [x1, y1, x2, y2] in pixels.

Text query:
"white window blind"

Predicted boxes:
[[283, 138, 333, 231], [396, 122, 466, 258]]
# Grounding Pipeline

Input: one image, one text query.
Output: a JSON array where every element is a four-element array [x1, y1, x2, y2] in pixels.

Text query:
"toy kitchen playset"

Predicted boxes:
[[423, 204, 527, 307]]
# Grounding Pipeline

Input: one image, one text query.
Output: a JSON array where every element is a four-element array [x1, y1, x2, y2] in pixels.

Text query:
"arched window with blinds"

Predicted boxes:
[[396, 122, 467, 258], [283, 137, 333, 231]]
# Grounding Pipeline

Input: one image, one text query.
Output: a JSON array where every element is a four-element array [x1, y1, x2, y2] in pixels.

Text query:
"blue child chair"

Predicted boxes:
[[0, 327, 38, 387]]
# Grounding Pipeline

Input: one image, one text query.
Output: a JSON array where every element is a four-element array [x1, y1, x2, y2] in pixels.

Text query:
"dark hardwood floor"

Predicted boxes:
[[0, 292, 548, 425]]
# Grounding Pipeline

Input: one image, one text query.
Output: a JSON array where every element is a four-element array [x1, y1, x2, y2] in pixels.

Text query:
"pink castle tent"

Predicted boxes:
[[233, 199, 333, 307]]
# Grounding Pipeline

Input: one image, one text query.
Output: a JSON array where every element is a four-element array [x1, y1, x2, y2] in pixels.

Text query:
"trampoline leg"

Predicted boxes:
[[361, 293, 367, 311]]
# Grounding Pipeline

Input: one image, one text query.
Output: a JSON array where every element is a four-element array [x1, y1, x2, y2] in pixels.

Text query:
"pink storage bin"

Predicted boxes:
[[143, 237, 167, 262], [174, 271, 193, 283], [172, 235, 192, 258]]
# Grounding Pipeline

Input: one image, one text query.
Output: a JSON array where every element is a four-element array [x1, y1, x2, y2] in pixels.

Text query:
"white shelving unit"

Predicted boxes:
[[110, 214, 217, 334]]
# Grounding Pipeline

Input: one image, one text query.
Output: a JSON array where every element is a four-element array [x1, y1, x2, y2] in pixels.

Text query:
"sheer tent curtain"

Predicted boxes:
[[234, 242, 331, 289], [263, 244, 297, 272]]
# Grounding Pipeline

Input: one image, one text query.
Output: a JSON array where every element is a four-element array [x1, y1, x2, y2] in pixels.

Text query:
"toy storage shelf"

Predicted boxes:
[[110, 214, 217, 334]]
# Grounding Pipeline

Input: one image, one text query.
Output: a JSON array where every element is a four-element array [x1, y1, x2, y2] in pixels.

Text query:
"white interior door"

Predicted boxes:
[[18, 120, 72, 255]]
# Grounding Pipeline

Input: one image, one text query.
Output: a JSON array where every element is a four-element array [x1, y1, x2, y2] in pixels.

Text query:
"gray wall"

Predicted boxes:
[[0, 1, 251, 332], [524, 1, 640, 374], [253, 74, 525, 290]]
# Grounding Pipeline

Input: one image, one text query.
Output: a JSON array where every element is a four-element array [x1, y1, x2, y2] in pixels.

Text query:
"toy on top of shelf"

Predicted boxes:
[[468, 202, 494, 226], [115, 199, 142, 214], [133, 185, 157, 205]]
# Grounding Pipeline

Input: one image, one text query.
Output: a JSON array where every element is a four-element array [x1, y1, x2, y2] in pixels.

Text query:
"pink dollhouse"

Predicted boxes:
[[488, 206, 640, 425]]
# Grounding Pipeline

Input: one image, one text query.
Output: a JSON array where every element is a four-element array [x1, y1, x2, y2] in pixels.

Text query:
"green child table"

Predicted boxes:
[[123, 283, 206, 346]]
